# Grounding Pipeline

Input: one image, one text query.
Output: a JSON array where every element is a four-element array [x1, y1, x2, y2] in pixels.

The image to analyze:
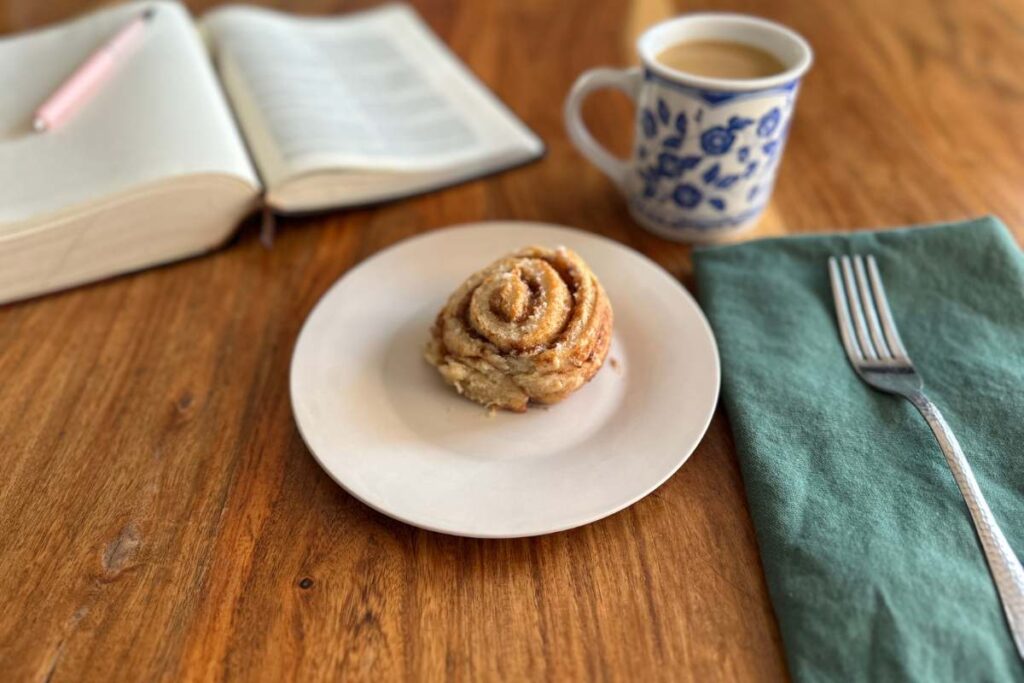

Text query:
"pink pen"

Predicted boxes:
[[33, 8, 156, 132]]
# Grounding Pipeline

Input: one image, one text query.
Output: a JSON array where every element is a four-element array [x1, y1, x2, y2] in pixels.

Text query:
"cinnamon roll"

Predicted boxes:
[[425, 245, 613, 412]]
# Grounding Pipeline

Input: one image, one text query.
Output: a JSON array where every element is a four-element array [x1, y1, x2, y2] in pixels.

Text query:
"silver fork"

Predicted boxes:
[[828, 254, 1024, 659]]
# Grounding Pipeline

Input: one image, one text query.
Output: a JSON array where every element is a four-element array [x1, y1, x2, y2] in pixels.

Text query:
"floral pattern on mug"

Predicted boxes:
[[700, 126, 734, 155], [757, 107, 781, 137], [630, 72, 799, 231], [672, 183, 702, 208]]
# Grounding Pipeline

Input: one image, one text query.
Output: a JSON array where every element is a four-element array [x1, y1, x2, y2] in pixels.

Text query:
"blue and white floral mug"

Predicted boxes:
[[565, 14, 812, 242]]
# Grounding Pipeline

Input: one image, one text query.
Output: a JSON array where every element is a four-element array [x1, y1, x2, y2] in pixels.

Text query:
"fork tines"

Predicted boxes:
[[828, 255, 909, 365]]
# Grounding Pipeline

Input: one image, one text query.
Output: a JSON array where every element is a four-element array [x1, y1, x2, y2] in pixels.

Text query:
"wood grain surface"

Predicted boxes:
[[2, 0, 1022, 680]]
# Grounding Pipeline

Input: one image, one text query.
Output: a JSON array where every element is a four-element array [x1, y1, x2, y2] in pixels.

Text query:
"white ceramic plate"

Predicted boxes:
[[290, 222, 720, 538]]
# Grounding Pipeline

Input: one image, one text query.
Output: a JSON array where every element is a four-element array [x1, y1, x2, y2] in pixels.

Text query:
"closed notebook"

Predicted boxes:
[[0, 2, 543, 304]]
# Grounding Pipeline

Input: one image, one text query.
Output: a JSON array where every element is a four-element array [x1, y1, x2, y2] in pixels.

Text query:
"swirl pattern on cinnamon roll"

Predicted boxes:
[[425, 245, 613, 412]]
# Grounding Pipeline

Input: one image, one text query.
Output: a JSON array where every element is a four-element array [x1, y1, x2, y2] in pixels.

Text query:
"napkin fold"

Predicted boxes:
[[693, 217, 1024, 682]]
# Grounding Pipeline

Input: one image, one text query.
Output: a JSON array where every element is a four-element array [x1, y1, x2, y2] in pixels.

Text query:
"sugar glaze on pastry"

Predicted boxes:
[[425, 245, 613, 412]]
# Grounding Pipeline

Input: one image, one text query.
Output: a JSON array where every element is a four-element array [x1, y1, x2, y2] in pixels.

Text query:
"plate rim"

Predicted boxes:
[[289, 220, 721, 538]]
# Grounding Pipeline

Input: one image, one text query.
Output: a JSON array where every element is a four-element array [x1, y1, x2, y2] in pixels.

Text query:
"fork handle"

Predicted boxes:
[[909, 391, 1024, 659]]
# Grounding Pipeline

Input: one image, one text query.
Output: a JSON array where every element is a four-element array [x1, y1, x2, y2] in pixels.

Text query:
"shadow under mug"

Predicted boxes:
[[565, 13, 813, 243]]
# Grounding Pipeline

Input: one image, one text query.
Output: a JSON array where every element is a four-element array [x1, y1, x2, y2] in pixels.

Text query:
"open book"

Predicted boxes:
[[0, 2, 543, 304]]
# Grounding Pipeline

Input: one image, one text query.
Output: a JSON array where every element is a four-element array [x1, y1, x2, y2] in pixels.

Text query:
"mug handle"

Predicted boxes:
[[564, 66, 643, 191]]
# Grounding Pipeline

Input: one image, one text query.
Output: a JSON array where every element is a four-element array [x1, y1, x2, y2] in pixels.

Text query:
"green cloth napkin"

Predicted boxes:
[[693, 217, 1024, 682]]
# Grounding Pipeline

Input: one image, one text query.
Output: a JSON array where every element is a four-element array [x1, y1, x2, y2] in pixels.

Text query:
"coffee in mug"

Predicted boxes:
[[655, 40, 786, 80]]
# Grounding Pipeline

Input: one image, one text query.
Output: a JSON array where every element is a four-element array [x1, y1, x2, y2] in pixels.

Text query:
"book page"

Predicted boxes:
[[0, 1, 259, 226], [202, 4, 543, 186]]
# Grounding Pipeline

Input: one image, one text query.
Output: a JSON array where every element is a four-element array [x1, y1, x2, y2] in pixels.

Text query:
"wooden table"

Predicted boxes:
[[2, 0, 1022, 680]]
